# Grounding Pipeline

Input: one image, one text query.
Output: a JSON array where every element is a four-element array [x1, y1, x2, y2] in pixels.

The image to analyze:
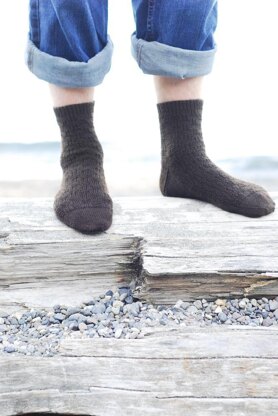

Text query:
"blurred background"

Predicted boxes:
[[0, 0, 277, 197]]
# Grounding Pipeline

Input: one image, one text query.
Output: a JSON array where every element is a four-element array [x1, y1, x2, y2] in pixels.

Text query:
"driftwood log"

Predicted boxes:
[[0, 194, 277, 313], [1, 195, 278, 415], [1, 326, 278, 415]]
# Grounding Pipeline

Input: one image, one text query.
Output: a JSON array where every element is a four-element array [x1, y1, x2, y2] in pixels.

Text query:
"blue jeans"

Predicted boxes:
[[25, 0, 218, 88]]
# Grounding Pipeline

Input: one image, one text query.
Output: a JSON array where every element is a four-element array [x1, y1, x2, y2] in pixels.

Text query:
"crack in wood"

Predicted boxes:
[[244, 279, 277, 294], [18, 414, 93, 416]]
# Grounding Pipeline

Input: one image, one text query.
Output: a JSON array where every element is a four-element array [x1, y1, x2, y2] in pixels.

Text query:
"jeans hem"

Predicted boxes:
[[25, 35, 114, 87], [130, 33, 216, 78]]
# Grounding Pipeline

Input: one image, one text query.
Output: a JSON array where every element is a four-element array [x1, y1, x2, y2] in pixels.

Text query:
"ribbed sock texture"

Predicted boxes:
[[53, 101, 113, 232], [156, 99, 275, 218]]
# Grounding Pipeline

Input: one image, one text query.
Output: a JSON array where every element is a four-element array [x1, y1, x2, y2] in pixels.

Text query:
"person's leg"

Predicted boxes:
[[26, 0, 114, 232], [153, 76, 203, 103], [131, 0, 275, 217], [49, 85, 95, 107]]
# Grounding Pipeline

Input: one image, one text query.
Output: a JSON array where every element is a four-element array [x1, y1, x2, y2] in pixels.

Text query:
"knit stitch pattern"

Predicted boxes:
[[53, 101, 113, 232], [157, 99, 275, 218]]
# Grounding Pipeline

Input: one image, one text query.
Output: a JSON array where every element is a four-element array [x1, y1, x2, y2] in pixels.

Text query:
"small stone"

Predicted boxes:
[[129, 328, 140, 338], [92, 303, 106, 314], [113, 300, 124, 308], [53, 313, 65, 321], [98, 327, 110, 337], [119, 293, 128, 301], [237, 316, 247, 323], [118, 287, 131, 295], [78, 322, 87, 332], [186, 306, 198, 315], [115, 328, 123, 338], [112, 307, 120, 315], [4, 345, 16, 353], [179, 302, 191, 310], [49, 327, 60, 334], [105, 290, 114, 297], [193, 300, 203, 310], [0, 318, 5, 325], [251, 299, 257, 307], [269, 300, 278, 311], [215, 306, 222, 314], [125, 296, 134, 304], [68, 313, 87, 322], [263, 317, 274, 327], [0, 325, 7, 333], [274, 310, 278, 320], [66, 307, 81, 317], [218, 312, 227, 323], [174, 300, 185, 309], [239, 300, 247, 309], [215, 299, 226, 307], [69, 321, 79, 331]]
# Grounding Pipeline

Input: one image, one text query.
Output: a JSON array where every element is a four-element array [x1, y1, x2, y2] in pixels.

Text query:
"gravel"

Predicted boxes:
[[1, 289, 278, 356]]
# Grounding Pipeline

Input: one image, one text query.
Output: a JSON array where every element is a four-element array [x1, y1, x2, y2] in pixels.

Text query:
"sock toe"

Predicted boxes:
[[239, 189, 276, 218], [55, 206, 113, 232]]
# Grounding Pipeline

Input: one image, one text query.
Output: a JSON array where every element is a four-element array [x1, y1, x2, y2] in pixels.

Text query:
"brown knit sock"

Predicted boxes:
[[53, 101, 113, 232], [157, 99, 275, 218]]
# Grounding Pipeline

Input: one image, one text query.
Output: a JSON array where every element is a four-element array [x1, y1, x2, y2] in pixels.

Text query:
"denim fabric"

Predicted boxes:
[[25, 0, 218, 88]]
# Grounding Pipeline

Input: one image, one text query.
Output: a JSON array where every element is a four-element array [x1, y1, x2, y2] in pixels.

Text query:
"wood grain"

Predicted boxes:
[[1, 327, 278, 416], [0, 194, 277, 312]]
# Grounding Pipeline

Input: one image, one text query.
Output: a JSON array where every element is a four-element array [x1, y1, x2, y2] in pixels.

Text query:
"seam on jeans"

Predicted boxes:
[[146, 0, 156, 41], [36, 0, 41, 47]]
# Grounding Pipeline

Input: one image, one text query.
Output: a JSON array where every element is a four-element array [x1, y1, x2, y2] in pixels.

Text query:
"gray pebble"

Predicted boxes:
[[125, 296, 134, 304], [263, 317, 274, 327], [193, 300, 203, 310], [4, 345, 16, 353], [78, 322, 87, 332], [218, 312, 227, 323], [66, 307, 81, 317], [1, 292, 278, 356], [53, 313, 66, 321], [269, 300, 278, 311], [186, 306, 198, 315]]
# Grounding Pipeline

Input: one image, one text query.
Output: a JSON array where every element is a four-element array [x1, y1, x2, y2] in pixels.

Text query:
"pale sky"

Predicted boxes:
[[0, 0, 278, 160]]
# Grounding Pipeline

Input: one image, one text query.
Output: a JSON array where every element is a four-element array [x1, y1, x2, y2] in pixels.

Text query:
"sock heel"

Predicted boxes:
[[159, 166, 170, 196]]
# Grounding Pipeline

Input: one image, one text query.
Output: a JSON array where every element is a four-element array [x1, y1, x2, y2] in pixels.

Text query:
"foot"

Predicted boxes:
[[156, 99, 275, 218], [53, 101, 113, 232]]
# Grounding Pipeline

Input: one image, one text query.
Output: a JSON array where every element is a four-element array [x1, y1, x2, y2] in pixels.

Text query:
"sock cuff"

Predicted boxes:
[[53, 101, 95, 123], [156, 99, 203, 121]]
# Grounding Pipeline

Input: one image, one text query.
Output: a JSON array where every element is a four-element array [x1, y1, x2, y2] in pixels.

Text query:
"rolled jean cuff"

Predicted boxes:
[[130, 33, 216, 79], [24, 35, 114, 88]]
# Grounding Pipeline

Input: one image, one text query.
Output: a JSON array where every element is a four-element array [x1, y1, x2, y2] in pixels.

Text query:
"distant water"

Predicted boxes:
[[0, 142, 277, 197]]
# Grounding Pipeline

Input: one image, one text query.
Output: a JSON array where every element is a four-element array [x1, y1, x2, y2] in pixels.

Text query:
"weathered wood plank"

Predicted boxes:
[[0, 194, 277, 310], [2, 394, 278, 416], [2, 393, 278, 416], [1, 327, 278, 415], [59, 326, 278, 359]]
